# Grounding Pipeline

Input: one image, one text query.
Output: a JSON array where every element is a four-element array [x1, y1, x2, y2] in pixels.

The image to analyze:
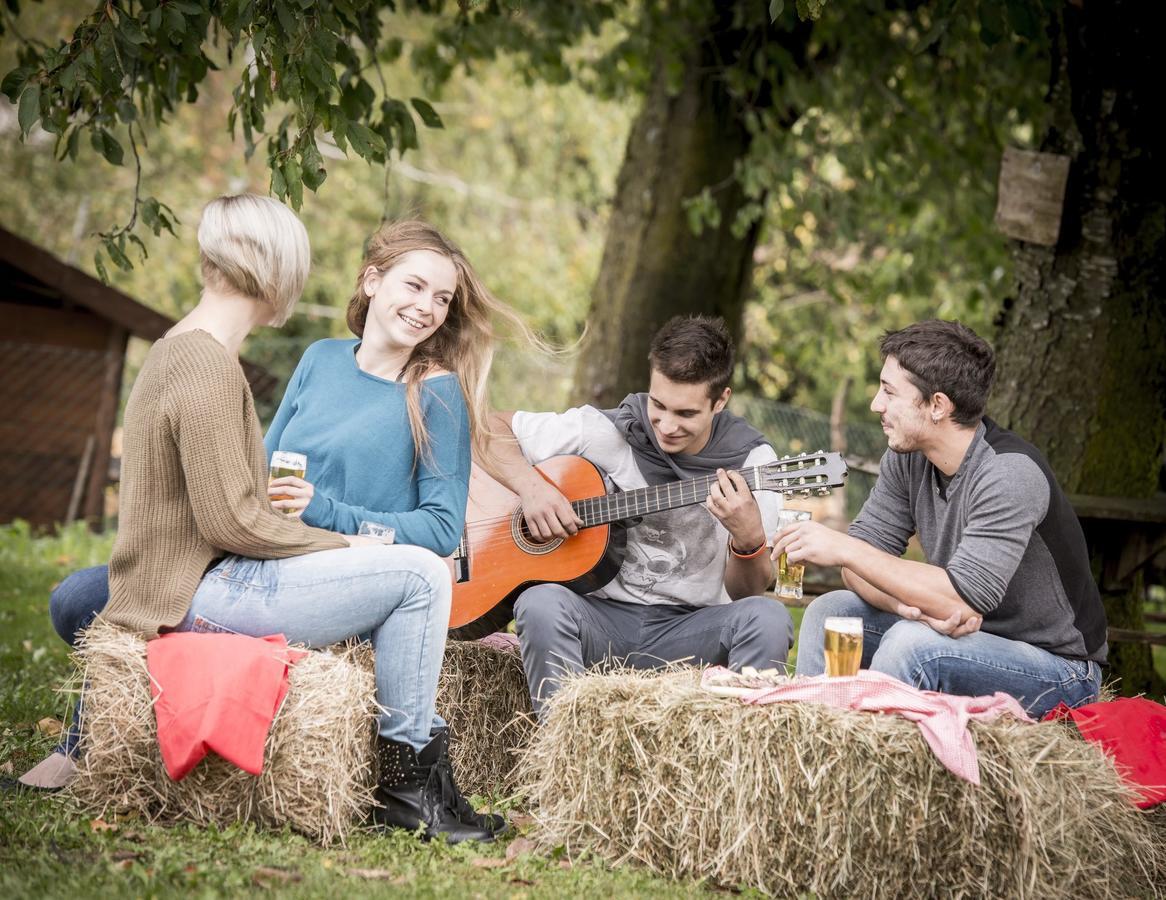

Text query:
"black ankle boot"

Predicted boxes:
[[372, 733, 496, 844], [430, 727, 508, 837]]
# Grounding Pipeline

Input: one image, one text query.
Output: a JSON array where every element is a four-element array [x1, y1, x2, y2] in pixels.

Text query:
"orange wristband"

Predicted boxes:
[[729, 539, 767, 559]]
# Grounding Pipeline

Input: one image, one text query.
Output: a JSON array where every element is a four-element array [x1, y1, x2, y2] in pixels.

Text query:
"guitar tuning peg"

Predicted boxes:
[[816, 487, 831, 496], [800, 488, 812, 497]]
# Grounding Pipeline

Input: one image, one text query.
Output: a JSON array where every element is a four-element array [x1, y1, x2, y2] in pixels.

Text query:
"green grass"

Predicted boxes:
[[3, 524, 1160, 899]]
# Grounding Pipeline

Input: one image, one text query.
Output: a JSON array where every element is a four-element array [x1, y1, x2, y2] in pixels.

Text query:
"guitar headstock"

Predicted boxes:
[[757, 451, 848, 496]]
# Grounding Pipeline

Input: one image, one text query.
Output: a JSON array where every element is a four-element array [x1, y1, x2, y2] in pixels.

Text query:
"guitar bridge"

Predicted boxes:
[[452, 537, 470, 583]]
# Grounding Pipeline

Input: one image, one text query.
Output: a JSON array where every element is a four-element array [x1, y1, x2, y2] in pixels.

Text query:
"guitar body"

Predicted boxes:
[[444, 448, 848, 638], [448, 456, 626, 635]]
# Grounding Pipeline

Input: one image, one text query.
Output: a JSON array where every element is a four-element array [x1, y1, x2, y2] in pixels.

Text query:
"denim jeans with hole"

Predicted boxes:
[[178, 545, 452, 749], [794, 590, 1102, 719]]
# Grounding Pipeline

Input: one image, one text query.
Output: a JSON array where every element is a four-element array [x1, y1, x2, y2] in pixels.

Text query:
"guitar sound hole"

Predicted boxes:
[[519, 522, 553, 546], [512, 510, 564, 555]]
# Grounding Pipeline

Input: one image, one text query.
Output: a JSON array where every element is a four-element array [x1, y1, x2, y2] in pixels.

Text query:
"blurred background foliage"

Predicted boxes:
[[1, 0, 1046, 425]]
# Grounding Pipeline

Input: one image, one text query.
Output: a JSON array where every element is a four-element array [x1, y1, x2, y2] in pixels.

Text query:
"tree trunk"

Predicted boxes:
[[570, 7, 810, 408], [992, 1, 1165, 695]]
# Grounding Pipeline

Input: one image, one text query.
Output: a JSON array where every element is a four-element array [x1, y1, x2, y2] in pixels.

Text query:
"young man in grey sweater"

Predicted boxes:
[[778, 320, 1106, 717]]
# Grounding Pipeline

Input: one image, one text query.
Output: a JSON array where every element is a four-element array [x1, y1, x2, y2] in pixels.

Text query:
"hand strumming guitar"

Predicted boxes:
[[515, 468, 583, 541]]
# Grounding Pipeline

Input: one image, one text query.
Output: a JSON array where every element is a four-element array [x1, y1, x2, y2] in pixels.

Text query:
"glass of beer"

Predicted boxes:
[[775, 509, 811, 600], [823, 616, 863, 677], [269, 451, 307, 515]]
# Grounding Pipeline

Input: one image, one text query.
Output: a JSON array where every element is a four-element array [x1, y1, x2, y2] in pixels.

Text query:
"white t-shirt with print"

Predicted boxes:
[[511, 406, 784, 608]]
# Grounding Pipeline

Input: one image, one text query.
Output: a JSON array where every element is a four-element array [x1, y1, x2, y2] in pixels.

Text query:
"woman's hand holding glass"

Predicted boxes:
[[267, 475, 314, 517]]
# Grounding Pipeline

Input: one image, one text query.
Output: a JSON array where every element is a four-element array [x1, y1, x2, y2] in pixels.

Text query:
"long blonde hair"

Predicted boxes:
[[346, 220, 538, 462]]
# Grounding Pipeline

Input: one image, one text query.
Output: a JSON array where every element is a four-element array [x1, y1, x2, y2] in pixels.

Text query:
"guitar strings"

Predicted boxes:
[[448, 486, 828, 555]]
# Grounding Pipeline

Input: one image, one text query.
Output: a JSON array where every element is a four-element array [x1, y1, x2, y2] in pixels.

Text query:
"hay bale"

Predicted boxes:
[[66, 622, 377, 844], [436, 638, 534, 797], [519, 668, 1166, 898]]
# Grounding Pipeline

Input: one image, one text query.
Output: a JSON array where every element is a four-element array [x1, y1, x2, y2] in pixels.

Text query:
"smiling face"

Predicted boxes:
[[647, 370, 730, 456], [871, 356, 932, 453], [360, 249, 458, 354]]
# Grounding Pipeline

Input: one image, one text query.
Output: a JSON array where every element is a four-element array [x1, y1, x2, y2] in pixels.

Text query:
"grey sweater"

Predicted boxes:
[[849, 418, 1107, 662]]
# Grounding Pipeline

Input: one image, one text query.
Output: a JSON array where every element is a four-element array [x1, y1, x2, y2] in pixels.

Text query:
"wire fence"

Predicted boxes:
[[0, 340, 113, 529], [734, 394, 883, 520]]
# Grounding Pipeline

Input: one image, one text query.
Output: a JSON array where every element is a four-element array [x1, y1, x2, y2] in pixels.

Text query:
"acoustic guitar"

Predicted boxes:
[[447, 451, 848, 637]]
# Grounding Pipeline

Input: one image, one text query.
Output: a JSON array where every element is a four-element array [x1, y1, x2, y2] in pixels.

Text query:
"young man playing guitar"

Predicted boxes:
[[487, 315, 793, 718], [776, 320, 1106, 717]]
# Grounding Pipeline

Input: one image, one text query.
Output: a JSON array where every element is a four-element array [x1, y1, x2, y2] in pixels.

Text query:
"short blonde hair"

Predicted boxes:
[[197, 194, 310, 326]]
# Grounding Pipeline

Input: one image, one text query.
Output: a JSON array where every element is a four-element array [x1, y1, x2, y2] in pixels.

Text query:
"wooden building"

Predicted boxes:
[[0, 226, 276, 530]]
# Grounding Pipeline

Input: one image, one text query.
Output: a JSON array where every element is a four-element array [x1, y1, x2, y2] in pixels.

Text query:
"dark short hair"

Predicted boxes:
[[879, 320, 996, 425], [648, 315, 734, 400]]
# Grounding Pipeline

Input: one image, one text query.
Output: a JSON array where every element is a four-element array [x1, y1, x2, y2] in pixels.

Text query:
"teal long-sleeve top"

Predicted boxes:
[[264, 338, 470, 556]]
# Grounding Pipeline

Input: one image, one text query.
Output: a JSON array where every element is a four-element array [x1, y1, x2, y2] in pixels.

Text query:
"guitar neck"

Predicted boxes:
[[572, 468, 762, 528]]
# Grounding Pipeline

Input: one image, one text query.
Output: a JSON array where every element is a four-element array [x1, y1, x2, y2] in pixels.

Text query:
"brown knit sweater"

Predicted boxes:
[[105, 329, 348, 637]]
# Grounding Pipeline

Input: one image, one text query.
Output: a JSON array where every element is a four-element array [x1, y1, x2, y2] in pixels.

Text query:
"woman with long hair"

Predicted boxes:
[[34, 200, 507, 844]]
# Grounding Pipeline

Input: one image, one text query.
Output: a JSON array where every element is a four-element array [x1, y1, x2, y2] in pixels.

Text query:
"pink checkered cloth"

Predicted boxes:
[[704, 668, 1034, 784], [475, 631, 520, 654]]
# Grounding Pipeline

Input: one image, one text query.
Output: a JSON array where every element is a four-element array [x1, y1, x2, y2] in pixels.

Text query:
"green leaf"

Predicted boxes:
[[167, 7, 186, 35], [346, 121, 383, 159], [90, 129, 125, 166], [127, 232, 148, 262], [94, 251, 109, 284], [1, 65, 29, 101], [410, 97, 443, 129], [271, 161, 288, 200], [17, 82, 40, 136], [119, 16, 148, 44], [141, 197, 161, 232], [285, 159, 303, 209], [275, 2, 298, 37], [60, 126, 80, 161], [769, 0, 784, 21], [105, 239, 132, 271], [300, 142, 326, 191]]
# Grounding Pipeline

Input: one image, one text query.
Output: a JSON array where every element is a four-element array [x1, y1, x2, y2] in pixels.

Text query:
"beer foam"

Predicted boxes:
[[823, 617, 863, 635]]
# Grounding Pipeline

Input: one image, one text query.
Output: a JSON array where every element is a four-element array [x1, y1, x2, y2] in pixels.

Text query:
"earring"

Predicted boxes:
[[931, 414, 941, 424]]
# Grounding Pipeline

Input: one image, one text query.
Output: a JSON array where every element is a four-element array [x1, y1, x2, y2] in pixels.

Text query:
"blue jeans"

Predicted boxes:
[[794, 590, 1102, 719], [50, 549, 451, 751], [515, 586, 794, 720], [48, 565, 110, 757], [180, 546, 451, 749], [50, 564, 110, 647]]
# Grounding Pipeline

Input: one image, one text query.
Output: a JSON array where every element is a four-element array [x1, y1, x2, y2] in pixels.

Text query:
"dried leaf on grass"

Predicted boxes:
[[36, 716, 63, 737], [471, 858, 508, 869], [252, 866, 302, 886], [506, 837, 537, 861], [345, 868, 407, 883], [518, 667, 1166, 899]]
